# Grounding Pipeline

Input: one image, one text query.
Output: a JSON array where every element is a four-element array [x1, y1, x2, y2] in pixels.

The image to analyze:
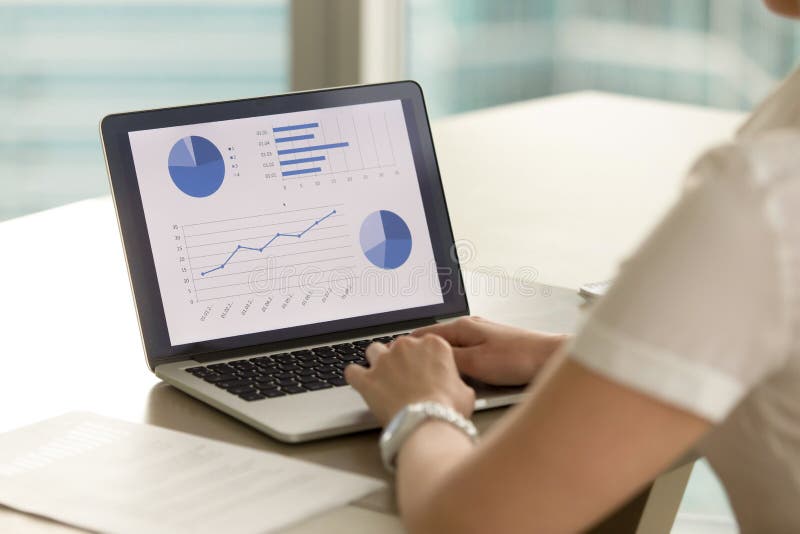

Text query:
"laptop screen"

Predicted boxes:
[[127, 99, 444, 347]]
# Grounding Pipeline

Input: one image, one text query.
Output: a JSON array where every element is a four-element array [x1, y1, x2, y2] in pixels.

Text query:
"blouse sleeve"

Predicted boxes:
[[567, 143, 791, 422]]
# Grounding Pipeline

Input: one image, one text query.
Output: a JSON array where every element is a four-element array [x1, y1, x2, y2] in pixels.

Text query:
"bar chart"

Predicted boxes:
[[271, 112, 397, 182]]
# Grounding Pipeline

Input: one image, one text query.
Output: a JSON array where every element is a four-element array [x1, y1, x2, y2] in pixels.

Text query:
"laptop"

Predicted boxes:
[[101, 81, 524, 443]]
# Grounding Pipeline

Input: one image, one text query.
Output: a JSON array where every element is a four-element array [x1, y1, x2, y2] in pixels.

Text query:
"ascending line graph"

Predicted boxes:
[[199, 209, 337, 276], [183, 205, 354, 302]]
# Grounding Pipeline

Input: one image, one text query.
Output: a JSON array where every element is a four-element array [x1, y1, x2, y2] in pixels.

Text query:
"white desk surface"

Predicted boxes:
[[435, 90, 744, 288], [0, 91, 745, 533]]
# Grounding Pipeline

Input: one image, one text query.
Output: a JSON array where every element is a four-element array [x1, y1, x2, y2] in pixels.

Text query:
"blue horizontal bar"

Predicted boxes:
[[281, 167, 322, 177], [273, 122, 319, 132], [275, 134, 314, 143], [279, 155, 326, 166], [277, 142, 349, 156]]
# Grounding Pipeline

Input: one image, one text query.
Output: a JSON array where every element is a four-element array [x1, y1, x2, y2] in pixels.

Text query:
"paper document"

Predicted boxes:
[[0, 412, 385, 534]]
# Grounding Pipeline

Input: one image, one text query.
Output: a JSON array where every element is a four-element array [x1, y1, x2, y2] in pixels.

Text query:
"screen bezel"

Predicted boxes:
[[101, 81, 468, 370]]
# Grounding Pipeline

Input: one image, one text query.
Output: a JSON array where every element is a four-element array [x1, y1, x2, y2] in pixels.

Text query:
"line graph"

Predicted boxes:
[[199, 209, 337, 276], [182, 205, 353, 302]]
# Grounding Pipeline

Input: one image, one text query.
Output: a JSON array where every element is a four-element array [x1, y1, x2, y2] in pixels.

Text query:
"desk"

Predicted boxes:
[[0, 92, 744, 533]]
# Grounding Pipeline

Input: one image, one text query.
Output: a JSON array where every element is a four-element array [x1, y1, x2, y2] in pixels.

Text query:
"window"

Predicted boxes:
[[407, 0, 800, 117], [0, 0, 288, 220]]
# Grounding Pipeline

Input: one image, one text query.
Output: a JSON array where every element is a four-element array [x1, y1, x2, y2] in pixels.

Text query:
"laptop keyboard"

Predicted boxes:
[[184, 334, 406, 401]]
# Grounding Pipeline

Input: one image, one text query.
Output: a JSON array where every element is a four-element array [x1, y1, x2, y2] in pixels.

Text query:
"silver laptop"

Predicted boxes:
[[101, 82, 523, 442]]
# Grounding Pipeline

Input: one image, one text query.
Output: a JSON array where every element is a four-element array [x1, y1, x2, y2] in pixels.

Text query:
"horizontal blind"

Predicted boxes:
[[407, 0, 800, 117], [0, 1, 288, 220]]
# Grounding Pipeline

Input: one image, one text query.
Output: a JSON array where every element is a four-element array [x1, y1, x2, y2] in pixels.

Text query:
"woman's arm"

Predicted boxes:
[[348, 339, 709, 534]]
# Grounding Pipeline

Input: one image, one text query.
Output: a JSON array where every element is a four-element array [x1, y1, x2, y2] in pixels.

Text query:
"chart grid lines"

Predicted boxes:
[[182, 204, 343, 229], [188, 224, 346, 250], [194, 265, 356, 288], [196, 277, 355, 302], [198, 209, 337, 276], [191, 245, 353, 272], [188, 234, 349, 260]]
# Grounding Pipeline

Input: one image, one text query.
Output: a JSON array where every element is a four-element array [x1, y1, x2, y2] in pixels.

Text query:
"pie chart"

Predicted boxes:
[[168, 136, 225, 197], [359, 210, 413, 269]]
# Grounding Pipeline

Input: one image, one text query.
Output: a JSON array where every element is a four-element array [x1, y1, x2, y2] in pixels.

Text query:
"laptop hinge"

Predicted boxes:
[[191, 317, 439, 364]]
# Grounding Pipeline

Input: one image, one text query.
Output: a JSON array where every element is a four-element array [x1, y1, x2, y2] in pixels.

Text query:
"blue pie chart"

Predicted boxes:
[[359, 210, 413, 269], [168, 136, 225, 197]]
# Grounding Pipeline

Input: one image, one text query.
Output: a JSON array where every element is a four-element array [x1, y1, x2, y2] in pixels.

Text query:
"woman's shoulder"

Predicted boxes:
[[687, 128, 800, 195]]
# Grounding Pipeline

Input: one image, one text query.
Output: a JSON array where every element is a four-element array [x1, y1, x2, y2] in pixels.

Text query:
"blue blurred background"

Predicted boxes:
[[3, 0, 798, 222]]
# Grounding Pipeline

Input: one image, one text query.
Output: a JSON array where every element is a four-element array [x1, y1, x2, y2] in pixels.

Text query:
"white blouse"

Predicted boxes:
[[568, 67, 800, 532]]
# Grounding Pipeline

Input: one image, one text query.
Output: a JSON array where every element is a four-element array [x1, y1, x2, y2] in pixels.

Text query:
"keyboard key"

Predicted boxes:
[[298, 360, 318, 369], [305, 381, 332, 391], [312, 346, 335, 353], [290, 350, 312, 357], [277, 379, 299, 387], [339, 354, 361, 362], [332, 343, 354, 350], [239, 391, 265, 401], [328, 377, 348, 387], [281, 385, 307, 394], [298, 374, 320, 383], [317, 371, 341, 380], [203, 373, 237, 383], [255, 380, 276, 389], [318, 357, 338, 365], [274, 372, 295, 380], [279, 363, 301, 372], [296, 368, 316, 376], [186, 366, 208, 374], [261, 389, 286, 398], [218, 379, 251, 389], [237, 370, 261, 379], [228, 384, 256, 394]]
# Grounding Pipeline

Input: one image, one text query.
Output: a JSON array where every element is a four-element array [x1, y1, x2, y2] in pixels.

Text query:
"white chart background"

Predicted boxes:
[[129, 100, 442, 346]]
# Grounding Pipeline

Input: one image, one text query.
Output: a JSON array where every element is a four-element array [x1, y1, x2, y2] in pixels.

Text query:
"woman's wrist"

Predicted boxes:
[[396, 418, 475, 471], [526, 332, 569, 369], [382, 401, 478, 472], [539, 333, 569, 358]]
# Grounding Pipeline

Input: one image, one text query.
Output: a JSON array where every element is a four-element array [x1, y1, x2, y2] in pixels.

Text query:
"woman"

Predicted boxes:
[[344, 1, 800, 532]]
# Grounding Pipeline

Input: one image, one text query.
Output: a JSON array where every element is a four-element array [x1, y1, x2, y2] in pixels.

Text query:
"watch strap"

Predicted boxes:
[[379, 401, 478, 473]]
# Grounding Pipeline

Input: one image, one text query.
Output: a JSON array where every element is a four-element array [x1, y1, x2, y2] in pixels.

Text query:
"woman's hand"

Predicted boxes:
[[412, 317, 567, 386], [344, 334, 475, 426]]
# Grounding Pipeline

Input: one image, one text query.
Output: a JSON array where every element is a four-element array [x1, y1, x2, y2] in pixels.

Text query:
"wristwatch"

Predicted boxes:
[[379, 401, 479, 473]]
